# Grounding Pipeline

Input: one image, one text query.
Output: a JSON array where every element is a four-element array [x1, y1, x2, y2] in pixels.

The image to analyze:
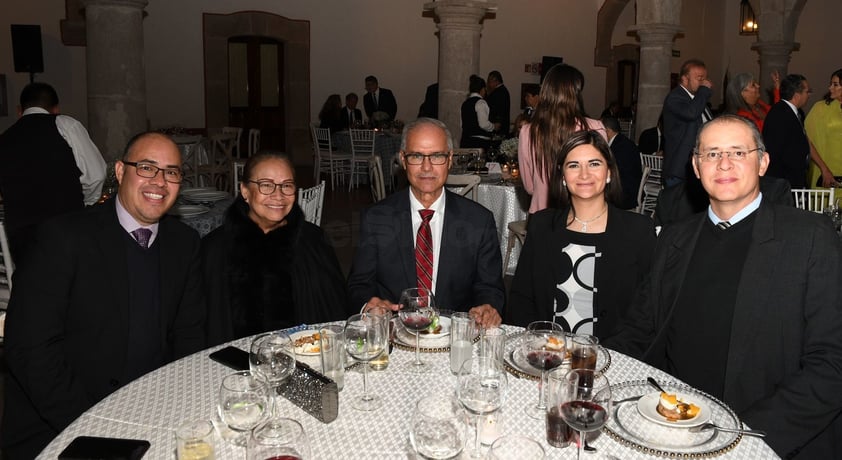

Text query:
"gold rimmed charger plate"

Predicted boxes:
[[502, 331, 611, 380]]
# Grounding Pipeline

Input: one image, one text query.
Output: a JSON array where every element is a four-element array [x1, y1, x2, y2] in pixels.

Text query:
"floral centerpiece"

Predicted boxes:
[[499, 137, 519, 160]]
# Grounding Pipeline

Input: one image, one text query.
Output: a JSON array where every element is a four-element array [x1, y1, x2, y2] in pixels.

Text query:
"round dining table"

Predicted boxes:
[[37, 324, 779, 459]]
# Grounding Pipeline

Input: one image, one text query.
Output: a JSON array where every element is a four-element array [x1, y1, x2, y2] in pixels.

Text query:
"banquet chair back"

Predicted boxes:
[[503, 219, 527, 276], [792, 188, 836, 213], [635, 166, 652, 214], [222, 126, 243, 158], [203, 133, 237, 192], [619, 118, 634, 139], [369, 156, 386, 203], [445, 174, 482, 201], [248, 129, 260, 156], [311, 125, 351, 191], [298, 181, 326, 226], [639, 154, 663, 216], [0, 221, 14, 300], [232, 161, 245, 197], [349, 128, 376, 191]]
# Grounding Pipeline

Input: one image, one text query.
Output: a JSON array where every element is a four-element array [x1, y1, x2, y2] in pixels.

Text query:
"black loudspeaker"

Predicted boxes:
[[540, 56, 564, 83], [11, 25, 44, 74]]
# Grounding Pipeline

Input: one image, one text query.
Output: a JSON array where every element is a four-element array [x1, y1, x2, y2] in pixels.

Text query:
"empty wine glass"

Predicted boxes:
[[522, 321, 566, 419], [457, 356, 508, 458], [345, 312, 388, 411], [398, 287, 437, 373], [409, 393, 467, 459], [557, 369, 612, 460], [250, 331, 296, 417], [218, 370, 270, 447], [247, 417, 310, 460], [488, 435, 545, 459]]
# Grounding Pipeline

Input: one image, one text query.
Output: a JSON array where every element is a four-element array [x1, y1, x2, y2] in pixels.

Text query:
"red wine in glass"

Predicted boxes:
[[401, 313, 432, 332], [560, 400, 608, 432], [264, 456, 301, 460], [526, 350, 564, 371], [546, 405, 576, 447]]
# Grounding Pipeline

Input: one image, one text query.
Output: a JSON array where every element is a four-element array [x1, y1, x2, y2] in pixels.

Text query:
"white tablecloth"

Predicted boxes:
[[38, 326, 778, 459], [476, 181, 529, 275]]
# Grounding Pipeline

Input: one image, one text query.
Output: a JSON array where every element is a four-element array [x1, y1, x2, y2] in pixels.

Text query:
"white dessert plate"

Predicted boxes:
[[290, 330, 322, 356], [637, 391, 712, 428], [169, 205, 209, 218], [416, 315, 451, 340], [181, 189, 229, 203]]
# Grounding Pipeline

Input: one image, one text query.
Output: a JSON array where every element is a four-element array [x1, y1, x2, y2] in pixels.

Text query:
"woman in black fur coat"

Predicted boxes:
[[201, 152, 350, 346]]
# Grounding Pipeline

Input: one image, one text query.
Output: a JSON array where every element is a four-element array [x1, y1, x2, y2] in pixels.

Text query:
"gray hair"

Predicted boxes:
[[400, 117, 454, 152], [694, 114, 766, 165], [725, 73, 756, 114]]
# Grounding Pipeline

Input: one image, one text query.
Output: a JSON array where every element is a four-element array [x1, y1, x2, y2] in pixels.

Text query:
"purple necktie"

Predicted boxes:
[[416, 210, 434, 291], [131, 228, 152, 249]]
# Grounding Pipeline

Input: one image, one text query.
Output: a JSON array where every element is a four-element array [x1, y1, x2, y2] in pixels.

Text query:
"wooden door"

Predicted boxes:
[[228, 36, 285, 153]]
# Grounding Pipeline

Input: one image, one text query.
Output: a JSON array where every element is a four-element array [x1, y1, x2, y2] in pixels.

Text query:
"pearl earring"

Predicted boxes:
[[563, 179, 567, 187], [606, 177, 611, 183]]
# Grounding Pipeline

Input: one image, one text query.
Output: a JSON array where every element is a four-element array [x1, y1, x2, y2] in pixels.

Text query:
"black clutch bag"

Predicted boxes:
[[278, 361, 339, 423]]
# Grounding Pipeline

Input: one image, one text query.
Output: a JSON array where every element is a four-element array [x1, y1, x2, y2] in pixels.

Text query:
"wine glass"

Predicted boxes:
[[247, 417, 310, 460], [249, 331, 296, 417], [344, 312, 388, 411], [521, 321, 566, 419], [398, 287, 437, 373], [488, 435, 545, 460], [557, 369, 612, 460], [457, 356, 508, 458], [409, 393, 467, 459], [217, 370, 270, 447]]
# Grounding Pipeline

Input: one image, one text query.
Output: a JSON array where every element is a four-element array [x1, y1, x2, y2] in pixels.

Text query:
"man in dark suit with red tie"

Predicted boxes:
[[1, 132, 205, 459], [348, 118, 504, 327], [762, 74, 812, 188]]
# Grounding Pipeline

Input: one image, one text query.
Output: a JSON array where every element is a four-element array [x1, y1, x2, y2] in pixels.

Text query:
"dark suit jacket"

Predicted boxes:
[[662, 85, 712, 181], [608, 200, 842, 459], [1, 200, 206, 459], [762, 101, 810, 188], [340, 106, 363, 130], [507, 206, 655, 339], [348, 189, 505, 313], [486, 84, 511, 134], [610, 133, 643, 209], [637, 126, 663, 155], [364, 88, 398, 120], [655, 175, 794, 227]]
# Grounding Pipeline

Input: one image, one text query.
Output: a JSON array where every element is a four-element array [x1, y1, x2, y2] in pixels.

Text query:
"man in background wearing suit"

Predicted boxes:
[[762, 74, 812, 188], [662, 59, 713, 187], [348, 118, 504, 327], [486, 70, 510, 135], [638, 113, 664, 155], [602, 116, 642, 210], [1, 132, 206, 459], [607, 115, 842, 459], [363, 75, 398, 122], [340, 92, 363, 130]]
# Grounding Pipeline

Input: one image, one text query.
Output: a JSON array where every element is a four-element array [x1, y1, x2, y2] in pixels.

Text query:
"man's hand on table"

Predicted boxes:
[[469, 304, 502, 328], [363, 297, 399, 313]]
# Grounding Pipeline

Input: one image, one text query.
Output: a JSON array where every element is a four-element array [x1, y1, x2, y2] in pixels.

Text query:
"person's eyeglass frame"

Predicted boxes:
[[122, 161, 184, 184], [694, 147, 762, 162], [247, 180, 297, 196], [401, 151, 452, 166]]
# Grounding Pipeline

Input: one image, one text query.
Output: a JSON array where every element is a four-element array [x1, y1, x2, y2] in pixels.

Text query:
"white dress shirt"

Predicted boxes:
[[409, 188, 446, 294], [23, 107, 107, 205]]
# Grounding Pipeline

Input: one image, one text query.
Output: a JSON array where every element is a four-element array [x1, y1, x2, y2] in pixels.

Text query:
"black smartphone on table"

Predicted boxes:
[[208, 345, 249, 371], [58, 436, 150, 459]]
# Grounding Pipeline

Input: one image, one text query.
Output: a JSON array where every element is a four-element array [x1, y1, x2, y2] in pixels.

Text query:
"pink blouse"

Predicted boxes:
[[517, 118, 607, 214]]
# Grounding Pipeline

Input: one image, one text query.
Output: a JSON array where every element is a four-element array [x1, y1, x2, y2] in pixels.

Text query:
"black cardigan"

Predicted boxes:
[[201, 198, 350, 346], [506, 205, 656, 340]]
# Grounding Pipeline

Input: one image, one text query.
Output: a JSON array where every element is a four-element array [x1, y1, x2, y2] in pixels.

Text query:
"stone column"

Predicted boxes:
[[752, 40, 798, 102], [630, 24, 681, 133], [424, 1, 496, 145], [83, 0, 148, 162]]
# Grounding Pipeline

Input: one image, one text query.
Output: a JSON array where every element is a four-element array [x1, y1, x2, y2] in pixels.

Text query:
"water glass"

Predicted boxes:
[[546, 367, 576, 448], [477, 326, 506, 368], [449, 312, 477, 374], [488, 435, 545, 459], [570, 334, 599, 372], [319, 324, 345, 391], [217, 371, 270, 447], [175, 420, 215, 460], [247, 417, 310, 460], [409, 393, 467, 459]]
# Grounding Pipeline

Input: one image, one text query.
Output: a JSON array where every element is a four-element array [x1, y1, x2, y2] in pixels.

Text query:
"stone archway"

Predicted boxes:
[[203, 12, 310, 165]]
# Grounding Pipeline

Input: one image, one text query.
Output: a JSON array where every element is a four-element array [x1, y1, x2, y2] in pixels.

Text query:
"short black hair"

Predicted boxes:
[[346, 92, 358, 102], [469, 75, 486, 93], [20, 82, 59, 110], [488, 70, 503, 83], [365, 75, 378, 85], [601, 116, 621, 133], [780, 74, 807, 101]]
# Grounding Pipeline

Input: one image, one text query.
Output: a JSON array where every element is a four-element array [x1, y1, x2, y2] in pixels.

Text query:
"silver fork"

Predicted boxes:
[[689, 423, 766, 438]]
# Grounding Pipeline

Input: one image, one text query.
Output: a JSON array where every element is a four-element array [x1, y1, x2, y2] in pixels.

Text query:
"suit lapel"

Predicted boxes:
[[97, 202, 130, 340], [397, 192, 417, 290]]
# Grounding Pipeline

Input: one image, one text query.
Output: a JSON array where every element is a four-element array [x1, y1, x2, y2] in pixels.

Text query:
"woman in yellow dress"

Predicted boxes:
[[806, 69, 842, 188]]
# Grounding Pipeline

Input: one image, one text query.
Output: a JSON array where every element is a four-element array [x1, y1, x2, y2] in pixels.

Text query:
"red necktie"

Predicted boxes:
[[415, 210, 434, 291]]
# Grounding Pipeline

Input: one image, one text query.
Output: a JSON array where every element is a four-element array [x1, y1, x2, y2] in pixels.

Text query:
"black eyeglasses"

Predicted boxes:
[[123, 161, 184, 183], [403, 152, 450, 165], [248, 180, 297, 196]]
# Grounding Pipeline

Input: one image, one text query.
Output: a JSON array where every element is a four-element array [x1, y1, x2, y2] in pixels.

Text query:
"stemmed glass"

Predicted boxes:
[[247, 417, 311, 460], [409, 393, 467, 459], [345, 312, 388, 411], [217, 370, 271, 447], [249, 331, 296, 418], [557, 369, 612, 460], [398, 287, 437, 373], [522, 321, 566, 419], [456, 356, 508, 458]]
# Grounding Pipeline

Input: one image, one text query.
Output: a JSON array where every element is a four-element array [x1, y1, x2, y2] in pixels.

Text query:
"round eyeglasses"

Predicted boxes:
[[248, 180, 297, 196]]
